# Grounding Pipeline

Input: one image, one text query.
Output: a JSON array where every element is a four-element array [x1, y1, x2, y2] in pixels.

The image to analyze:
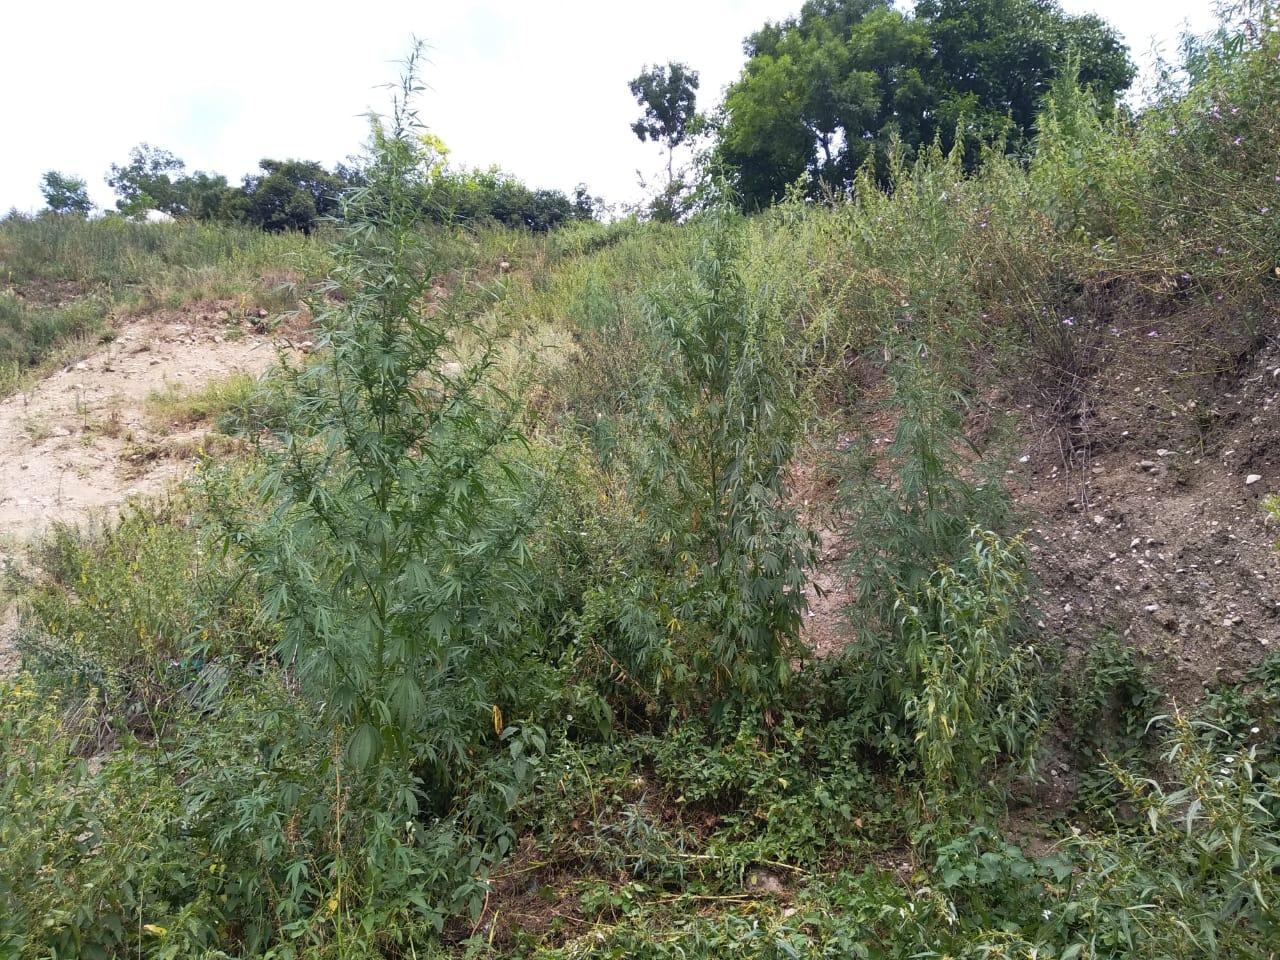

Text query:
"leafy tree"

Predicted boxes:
[[718, 0, 1134, 208], [106, 143, 187, 217], [424, 167, 590, 232], [171, 170, 240, 222], [104, 144, 243, 221], [573, 182, 604, 221], [917, 0, 1132, 139], [630, 62, 701, 178], [39, 171, 92, 215], [630, 62, 701, 219], [239, 158, 349, 233]]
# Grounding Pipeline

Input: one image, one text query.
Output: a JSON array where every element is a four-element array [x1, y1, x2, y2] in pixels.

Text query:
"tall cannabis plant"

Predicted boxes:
[[839, 356, 1043, 814], [218, 45, 545, 824], [585, 207, 815, 720]]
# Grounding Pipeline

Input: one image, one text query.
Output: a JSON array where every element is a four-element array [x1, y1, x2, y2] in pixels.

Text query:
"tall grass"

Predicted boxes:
[[0, 214, 334, 392], [0, 213, 331, 295], [2, 11, 1279, 959], [0, 289, 111, 393]]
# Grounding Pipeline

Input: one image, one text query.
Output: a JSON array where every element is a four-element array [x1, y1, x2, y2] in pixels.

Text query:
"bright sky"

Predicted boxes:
[[1, 0, 1219, 215]]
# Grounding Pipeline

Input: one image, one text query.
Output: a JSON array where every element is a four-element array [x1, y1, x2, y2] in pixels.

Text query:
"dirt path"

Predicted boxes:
[[0, 305, 290, 674]]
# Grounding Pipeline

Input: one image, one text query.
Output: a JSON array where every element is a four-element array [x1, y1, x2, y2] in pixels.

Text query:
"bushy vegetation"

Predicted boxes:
[[4, 7, 1280, 958], [98, 142, 593, 235], [716, 0, 1133, 207]]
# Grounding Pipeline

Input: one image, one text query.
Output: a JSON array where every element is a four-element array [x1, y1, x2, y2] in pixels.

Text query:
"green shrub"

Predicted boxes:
[[895, 528, 1044, 812], [0, 668, 450, 958], [578, 207, 815, 722], [833, 359, 1044, 816], [1064, 712, 1280, 958], [209, 46, 554, 924], [1126, 7, 1280, 282], [15, 502, 267, 730], [1072, 635, 1162, 754]]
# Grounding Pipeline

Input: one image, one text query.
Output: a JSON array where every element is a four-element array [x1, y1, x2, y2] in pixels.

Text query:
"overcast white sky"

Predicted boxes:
[[1, 0, 1218, 215]]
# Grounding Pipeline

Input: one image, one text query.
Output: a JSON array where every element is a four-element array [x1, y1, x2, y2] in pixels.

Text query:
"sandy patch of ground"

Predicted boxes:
[[0, 304, 291, 673], [0, 307, 284, 542]]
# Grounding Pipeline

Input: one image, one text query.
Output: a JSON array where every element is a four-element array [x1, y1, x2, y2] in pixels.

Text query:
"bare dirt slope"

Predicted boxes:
[[0, 305, 289, 674], [0, 307, 283, 543], [1020, 311, 1280, 704], [797, 306, 1280, 706]]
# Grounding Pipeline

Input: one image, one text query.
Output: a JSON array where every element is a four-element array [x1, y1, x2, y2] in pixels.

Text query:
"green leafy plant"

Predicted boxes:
[[1073, 634, 1162, 754], [832, 357, 1044, 818], [1064, 712, 1280, 958], [580, 206, 815, 722], [895, 527, 1043, 812], [210, 43, 554, 923], [39, 170, 93, 216], [15, 502, 266, 732]]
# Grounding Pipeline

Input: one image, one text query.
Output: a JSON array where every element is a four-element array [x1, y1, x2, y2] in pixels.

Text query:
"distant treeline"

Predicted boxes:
[[41, 144, 599, 233]]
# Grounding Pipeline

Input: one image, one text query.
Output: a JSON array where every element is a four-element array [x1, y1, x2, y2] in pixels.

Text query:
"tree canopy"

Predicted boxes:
[[39, 171, 92, 216], [629, 62, 702, 221], [629, 63, 700, 160], [101, 144, 592, 234], [239, 159, 349, 234], [717, 0, 1134, 209]]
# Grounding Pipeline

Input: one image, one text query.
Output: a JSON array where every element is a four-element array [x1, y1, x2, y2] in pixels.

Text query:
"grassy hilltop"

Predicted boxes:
[[2, 11, 1280, 960]]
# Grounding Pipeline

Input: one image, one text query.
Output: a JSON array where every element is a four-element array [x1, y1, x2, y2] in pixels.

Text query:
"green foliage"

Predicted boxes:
[[834, 359, 1043, 814], [844, 359, 1011, 635], [895, 528, 1043, 811], [646, 713, 889, 867], [1130, 6, 1280, 281], [0, 289, 109, 387], [1064, 712, 1280, 958], [239, 158, 350, 234], [580, 207, 815, 721], [105, 143, 357, 231], [210, 45, 554, 920], [916, 0, 1132, 142], [629, 62, 700, 153], [6, 11, 1280, 958], [0, 211, 330, 396], [1199, 654, 1280, 752], [106, 143, 188, 218], [1072, 634, 1162, 757], [0, 211, 330, 312], [718, 0, 1134, 208], [145, 371, 265, 431], [425, 167, 592, 232], [629, 62, 701, 220], [0, 666, 449, 959], [518, 844, 1070, 960], [1265, 492, 1280, 563], [98, 141, 590, 235], [1028, 64, 1142, 241], [1068, 634, 1165, 814], [39, 170, 92, 216], [14, 503, 267, 727]]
